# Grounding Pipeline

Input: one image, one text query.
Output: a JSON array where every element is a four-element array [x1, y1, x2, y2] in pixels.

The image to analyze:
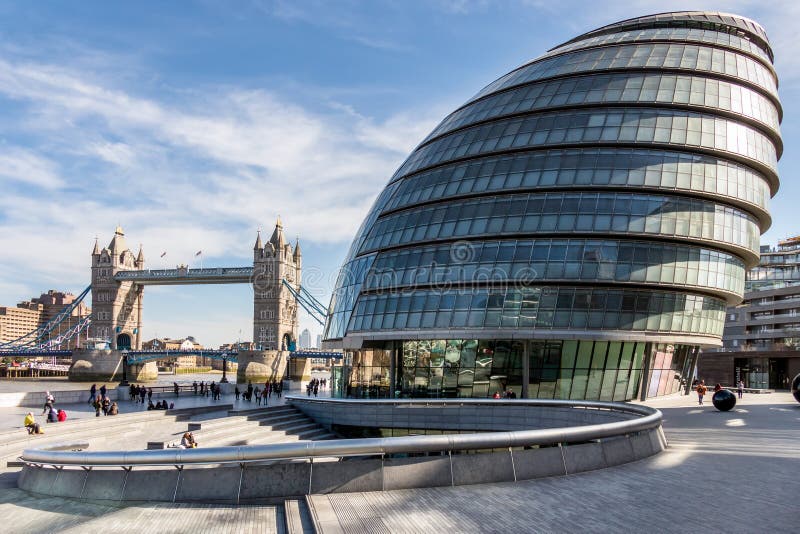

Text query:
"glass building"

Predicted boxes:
[[324, 12, 783, 401]]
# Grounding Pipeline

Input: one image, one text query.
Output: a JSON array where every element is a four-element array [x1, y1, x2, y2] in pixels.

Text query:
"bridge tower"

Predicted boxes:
[[252, 217, 300, 350], [90, 226, 144, 350]]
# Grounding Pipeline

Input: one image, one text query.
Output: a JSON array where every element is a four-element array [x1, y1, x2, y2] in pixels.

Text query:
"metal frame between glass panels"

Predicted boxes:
[[469, 42, 778, 106], [547, 27, 773, 66], [394, 107, 778, 182], [426, 72, 780, 145], [360, 191, 761, 261], [384, 148, 772, 218], [347, 287, 726, 336], [363, 238, 745, 301]]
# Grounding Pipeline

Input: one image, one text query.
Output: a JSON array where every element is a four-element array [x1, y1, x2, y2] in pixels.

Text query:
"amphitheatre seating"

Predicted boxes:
[[0, 405, 231, 465], [183, 405, 336, 448]]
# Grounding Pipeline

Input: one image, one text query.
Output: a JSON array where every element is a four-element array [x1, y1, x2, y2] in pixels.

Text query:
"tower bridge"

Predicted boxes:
[[91, 219, 303, 352], [1, 217, 335, 384]]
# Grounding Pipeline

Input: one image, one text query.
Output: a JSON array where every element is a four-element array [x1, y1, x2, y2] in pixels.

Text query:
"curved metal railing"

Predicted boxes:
[[20, 398, 662, 469]]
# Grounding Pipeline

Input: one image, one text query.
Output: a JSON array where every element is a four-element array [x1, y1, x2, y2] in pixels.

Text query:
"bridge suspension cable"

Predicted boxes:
[[0, 285, 92, 352], [281, 279, 328, 325]]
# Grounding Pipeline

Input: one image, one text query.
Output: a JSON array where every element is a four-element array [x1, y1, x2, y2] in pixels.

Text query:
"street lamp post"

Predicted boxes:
[[220, 354, 229, 383], [119, 354, 129, 386]]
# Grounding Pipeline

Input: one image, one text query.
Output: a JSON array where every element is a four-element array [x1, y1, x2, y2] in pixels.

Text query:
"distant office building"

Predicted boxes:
[[315, 334, 322, 349], [299, 328, 312, 349], [702, 237, 800, 388], [324, 12, 782, 400], [23, 290, 91, 324], [0, 306, 43, 345], [1, 289, 91, 349]]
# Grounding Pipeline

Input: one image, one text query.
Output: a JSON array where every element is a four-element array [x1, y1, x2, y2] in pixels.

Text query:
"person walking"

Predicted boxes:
[[102, 396, 111, 416], [139, 387, 146, 404], [173, 382, 180, 397], [148, 388, 153, 403], [99, 384, 107, 398], [255, 386, 262, 406], [193, 381, 198, 395], [696, 380, 707, 405], [234, 386, 240, 401], [42, 391, 55, 415], [737, 380, 744, 399], [88, 384, 97, 404], [93, 397, 102, 417]]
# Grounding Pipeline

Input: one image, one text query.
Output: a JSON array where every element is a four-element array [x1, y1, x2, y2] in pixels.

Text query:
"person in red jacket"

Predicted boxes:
[[57, 409, 67, 422]]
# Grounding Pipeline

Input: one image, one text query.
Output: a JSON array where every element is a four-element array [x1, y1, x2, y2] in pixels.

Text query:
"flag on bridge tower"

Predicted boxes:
[[195, 250, 202, 256], [160, 251, 167, 258]]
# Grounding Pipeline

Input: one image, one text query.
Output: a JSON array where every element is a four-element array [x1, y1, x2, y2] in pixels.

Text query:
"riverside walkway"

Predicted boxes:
[[0, 392, 796, 533]]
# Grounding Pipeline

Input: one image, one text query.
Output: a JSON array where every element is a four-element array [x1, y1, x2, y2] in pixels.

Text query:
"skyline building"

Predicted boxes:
[[299, 328, 312, 349], [324, 11, 783, 400]]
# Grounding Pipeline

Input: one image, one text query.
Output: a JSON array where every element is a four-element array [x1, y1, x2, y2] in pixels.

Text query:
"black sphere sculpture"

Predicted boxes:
[[712, 389, 737, 411], [791, 373, 800, 404]]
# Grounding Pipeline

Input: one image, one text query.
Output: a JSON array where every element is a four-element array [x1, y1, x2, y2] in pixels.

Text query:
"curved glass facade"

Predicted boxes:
[[325, 12, 782, 402]]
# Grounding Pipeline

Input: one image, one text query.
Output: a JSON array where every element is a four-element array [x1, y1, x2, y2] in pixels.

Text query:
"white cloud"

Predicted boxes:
[[0, 50, 444, 347], [0, 147, 62, 188]]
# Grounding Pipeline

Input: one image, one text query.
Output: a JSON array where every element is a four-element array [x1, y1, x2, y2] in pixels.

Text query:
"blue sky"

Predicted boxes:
[[0, 0, 798, 347]]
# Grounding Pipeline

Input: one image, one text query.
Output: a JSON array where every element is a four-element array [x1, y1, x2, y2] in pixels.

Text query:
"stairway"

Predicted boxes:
[[187, 405, 336, 448]]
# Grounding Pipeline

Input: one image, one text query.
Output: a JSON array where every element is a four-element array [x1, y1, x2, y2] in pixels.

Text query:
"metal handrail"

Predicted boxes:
[[20, 398, 661, 469]]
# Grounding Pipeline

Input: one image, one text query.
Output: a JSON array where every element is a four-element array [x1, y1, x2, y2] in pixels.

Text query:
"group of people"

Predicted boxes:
[[235, 380, 282, 403], [129, 384, 153, 404], [87, 383, 118, 416], [192, 381, 222, 400], [693, 379, 746, 405], [492, 389, 518, 399], [147, 400, 173, 410], [306, 378, 324, 397]]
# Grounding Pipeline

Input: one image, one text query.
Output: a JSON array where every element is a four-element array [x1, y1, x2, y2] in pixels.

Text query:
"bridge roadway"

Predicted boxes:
[[113, 267, 253, 285], [0, 393, 797, 533]]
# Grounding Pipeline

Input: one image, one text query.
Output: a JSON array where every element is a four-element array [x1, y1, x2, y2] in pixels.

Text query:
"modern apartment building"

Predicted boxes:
[[701, 237, 800, 388]]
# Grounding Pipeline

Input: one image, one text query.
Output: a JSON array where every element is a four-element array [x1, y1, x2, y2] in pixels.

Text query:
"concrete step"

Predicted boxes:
[[294, 428, 332, 441], [203, 429, 300, 448], [186, 415, 251, 432], [227, 405, 295, 417], [193, 420, 266, 443], [278, 421, 322, 435], [284, 499, 315, 534], [1, 415, 177, 456], [246, 410, 303, 424]]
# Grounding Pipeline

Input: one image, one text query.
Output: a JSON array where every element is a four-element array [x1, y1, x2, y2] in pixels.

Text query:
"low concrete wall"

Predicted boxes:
[[0, 387, 120, 408], [17, 426, 665, 502], [17, 398, 665, 502]]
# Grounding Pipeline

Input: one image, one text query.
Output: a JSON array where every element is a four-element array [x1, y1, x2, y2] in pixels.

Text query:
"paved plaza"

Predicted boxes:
[[0, 390, 795, 532]]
